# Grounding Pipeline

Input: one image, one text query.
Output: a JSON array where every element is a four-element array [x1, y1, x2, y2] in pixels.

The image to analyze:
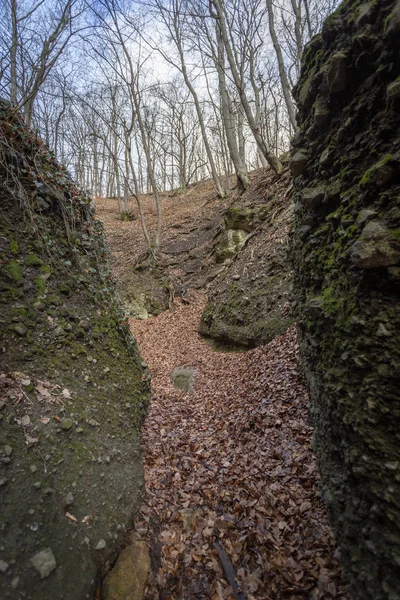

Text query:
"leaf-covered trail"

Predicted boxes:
[[129, 296, 348, 600]]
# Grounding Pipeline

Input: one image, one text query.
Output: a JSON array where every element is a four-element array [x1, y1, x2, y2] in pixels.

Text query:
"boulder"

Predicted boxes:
[[101, 542, 150, 600]]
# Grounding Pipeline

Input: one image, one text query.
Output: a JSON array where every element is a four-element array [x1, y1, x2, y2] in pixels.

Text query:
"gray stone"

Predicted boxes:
[[314, 97, 330, 126], [11, 577, 19, 589], [357, 208, 377, 224], [301, 187, 325, 209], [95, 539, 106, 551], [350, 221, 400, 268], [0, 560, 9, 573], [0, 401, 5, 411], [30, 548, 56, 579], [21, 415, 30, 426], [4, 445, 12, 456], [307, 296, 324, 316], [0, 478, 8, 487], [326, 52, 348, 93], [387, 79, 400, 101], [171, 366, 195, 393], [33, 301, 45, 311], [355, 3, 372, 28], [384, 0, 400, 37], [14, 324, 27, 336], [319, 148, 334, 167], [298, 68, 317, 108], [290, 149, 308, 176], [64, 492, 74, 507]]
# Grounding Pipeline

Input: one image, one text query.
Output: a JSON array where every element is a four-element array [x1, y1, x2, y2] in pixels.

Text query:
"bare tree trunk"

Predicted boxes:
[[124, 129, 153, 251], [266, 0, 297, 131], [303, 0, 313, 39], [249, 50, 268, 168], [10, 0, 18, 105], [154, 0, 225, 197], [237, 104, 246, 168], [290, 0, 303, 74], [212, 0, 282, 174], [216, 24, 249, 191]]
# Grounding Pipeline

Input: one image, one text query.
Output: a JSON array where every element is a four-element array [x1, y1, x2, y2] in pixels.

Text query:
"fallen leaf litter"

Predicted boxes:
[[130, 296, 349, 599]]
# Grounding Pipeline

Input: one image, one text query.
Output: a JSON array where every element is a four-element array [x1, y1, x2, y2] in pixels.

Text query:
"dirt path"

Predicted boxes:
[[129, 296, 348, 600]]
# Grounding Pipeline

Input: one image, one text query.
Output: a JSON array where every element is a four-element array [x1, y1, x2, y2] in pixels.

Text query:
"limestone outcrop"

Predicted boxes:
[[291, 1, 400, 598], [0, 100, 150, 599]]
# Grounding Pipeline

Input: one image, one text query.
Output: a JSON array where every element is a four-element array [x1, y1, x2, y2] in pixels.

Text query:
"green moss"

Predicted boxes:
[[58, 283, 72, 296], [360, 155, 395, 186], [34, 276, 46, 296], [39, 263, 53, 275], [25, 254, 43, 267], [10, 239, 18, 255], [322, 285, 341, 313], [4, 259, 23, 282], [47, 294, 61, 305]]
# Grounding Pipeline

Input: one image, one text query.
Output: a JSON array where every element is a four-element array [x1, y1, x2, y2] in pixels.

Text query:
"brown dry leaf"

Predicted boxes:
[[25, 435, 39, 446], [65, 512, 77, 523], [36, 382, 51, 397], [97, 191, 349, 600]]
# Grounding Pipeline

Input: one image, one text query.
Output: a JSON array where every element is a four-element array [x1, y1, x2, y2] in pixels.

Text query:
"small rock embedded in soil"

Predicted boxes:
[[61, 418, 73, 431], [21, 415, 30, 426], [30, 548, 56, 578], [0, 560, 9, 573], [64, 492, 74, 507], [14, 324, 27, 336], [95, 539, 106, 550]]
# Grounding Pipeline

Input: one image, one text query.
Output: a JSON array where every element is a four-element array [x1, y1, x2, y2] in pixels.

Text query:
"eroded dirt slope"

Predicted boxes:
[[96, 166, 294, 348]]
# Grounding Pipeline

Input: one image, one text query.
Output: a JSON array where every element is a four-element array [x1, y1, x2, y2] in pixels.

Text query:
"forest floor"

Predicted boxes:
[[96, 181, 349, 600]]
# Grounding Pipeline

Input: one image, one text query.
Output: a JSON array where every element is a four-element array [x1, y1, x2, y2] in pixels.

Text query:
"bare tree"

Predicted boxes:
[[211, 0, 283, 174]]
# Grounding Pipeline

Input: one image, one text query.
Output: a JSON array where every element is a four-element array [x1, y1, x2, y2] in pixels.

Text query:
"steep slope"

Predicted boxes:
[[0, 100, 149, 599], [291, 1, 400, 598], [97, 168, 295, 350], [200, 167, 294, 347]]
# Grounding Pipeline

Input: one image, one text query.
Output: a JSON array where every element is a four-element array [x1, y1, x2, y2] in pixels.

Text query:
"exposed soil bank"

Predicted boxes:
[[0, 100, 149, 599]]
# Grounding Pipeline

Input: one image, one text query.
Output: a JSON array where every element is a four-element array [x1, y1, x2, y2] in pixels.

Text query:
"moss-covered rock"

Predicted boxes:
[[291, 1, 400, 598], [200, 169, 294, 347], [0, 100, 150, 600]]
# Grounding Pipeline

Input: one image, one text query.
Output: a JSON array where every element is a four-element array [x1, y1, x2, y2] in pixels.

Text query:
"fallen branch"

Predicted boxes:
[[213, 540, 247, 600]]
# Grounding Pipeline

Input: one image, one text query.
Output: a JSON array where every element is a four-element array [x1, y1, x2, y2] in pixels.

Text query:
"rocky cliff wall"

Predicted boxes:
[[291, 1, 400, 598], [0, 100, 150, 599]]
